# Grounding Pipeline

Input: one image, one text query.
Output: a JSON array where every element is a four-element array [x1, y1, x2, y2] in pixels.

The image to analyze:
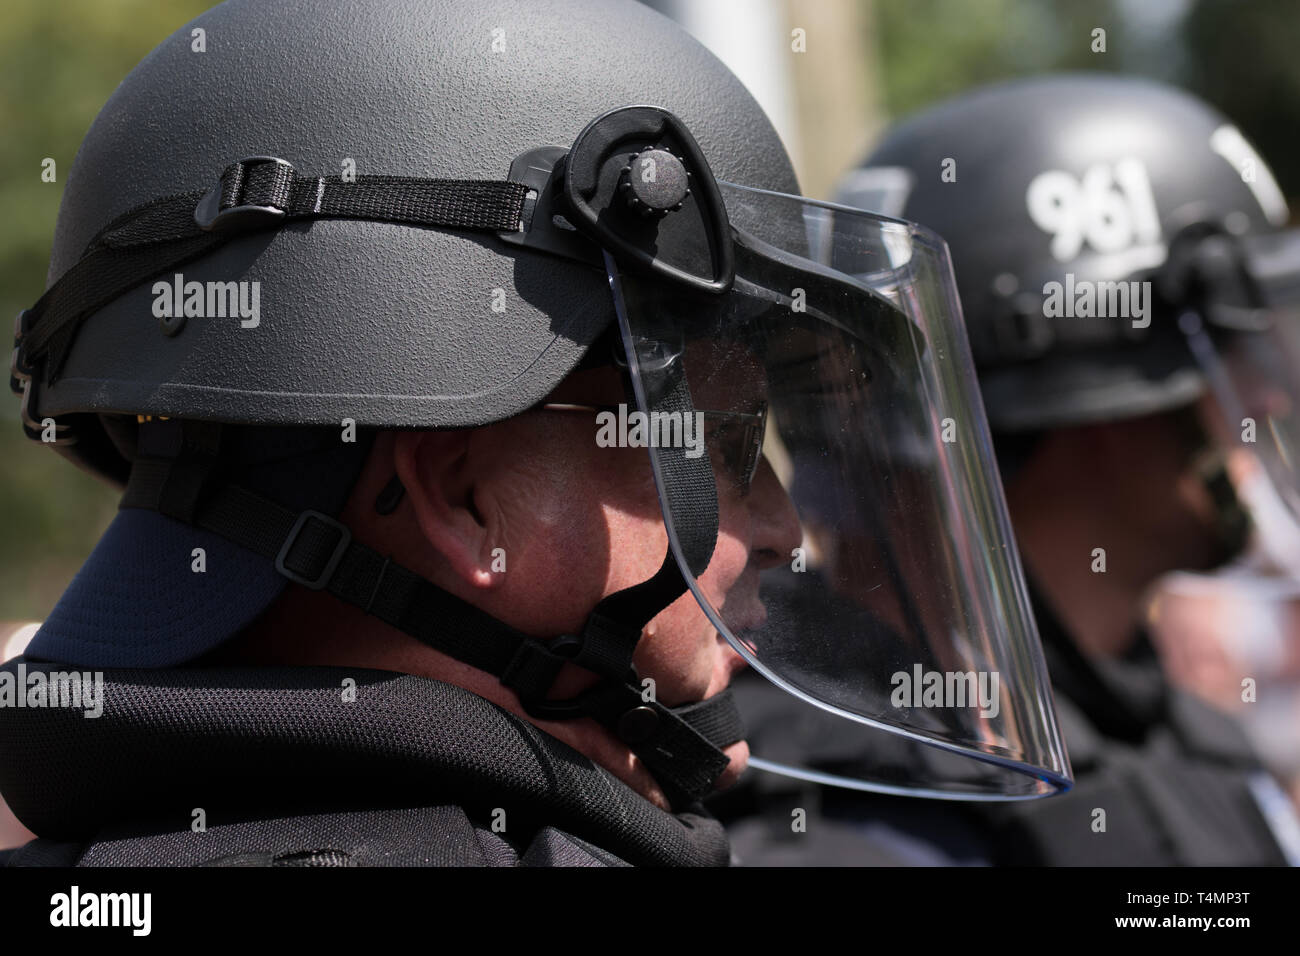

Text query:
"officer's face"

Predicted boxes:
[[379, 344, 800, 795], [494, 352, 802, 786]]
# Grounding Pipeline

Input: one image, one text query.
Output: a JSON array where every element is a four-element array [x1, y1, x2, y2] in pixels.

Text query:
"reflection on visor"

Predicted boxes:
[[704, 402, 768, 495], [609, 183, 1071, 799]]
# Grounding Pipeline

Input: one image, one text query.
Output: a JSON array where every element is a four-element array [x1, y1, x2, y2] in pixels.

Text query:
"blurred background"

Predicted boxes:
[[4, 0, 1300, 624]]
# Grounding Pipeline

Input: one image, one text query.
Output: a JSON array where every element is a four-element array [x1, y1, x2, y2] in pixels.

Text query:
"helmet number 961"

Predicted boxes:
[[1025, 159, 1161, 262]]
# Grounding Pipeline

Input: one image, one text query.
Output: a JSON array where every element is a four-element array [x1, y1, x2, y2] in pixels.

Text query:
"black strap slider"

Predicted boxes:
[[194, 156, 295, 233], [275, 509, 351, 590], [10, 309, 34, 395], [12, 307, 75, 445], [501, 637, 572, 707]]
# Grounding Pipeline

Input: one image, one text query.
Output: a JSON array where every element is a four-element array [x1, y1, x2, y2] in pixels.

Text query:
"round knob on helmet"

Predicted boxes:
[[620, 147, 690, 216]]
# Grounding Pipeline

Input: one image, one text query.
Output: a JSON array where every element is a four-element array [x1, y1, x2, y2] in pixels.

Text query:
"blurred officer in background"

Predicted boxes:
[[716, 73, 1300, 866], [0, 0, 1070, 865]]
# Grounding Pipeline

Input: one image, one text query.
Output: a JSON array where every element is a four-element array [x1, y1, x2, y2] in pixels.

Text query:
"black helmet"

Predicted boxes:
[[11, 0, 1071, 804], [838, 73, 1296, 433]]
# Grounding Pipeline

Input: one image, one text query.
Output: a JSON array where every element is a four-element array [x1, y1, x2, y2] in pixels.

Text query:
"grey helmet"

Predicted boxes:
[[22, 0, 796, 480]]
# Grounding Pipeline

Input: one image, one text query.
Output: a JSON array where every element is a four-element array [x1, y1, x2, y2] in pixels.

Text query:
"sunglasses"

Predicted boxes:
[[537, 401, 769, 494]]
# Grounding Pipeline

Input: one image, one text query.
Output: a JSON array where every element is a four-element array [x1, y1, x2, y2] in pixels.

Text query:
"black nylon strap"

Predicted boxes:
[[126, 420, 224, 524], [643, 359, 721, 581], [35, 227, 221, 383], [570, 354, 721, 681], [674, 688, 745, 747], [284, 175, 528, 232], [19, 157, 530, 382], [123, 468, 551, 681]]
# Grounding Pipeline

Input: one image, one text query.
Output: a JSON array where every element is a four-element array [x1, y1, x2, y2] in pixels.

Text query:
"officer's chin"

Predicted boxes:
[[713, 740, 750, 793]]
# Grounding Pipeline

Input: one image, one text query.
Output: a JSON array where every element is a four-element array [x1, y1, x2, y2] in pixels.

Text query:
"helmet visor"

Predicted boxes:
[[1182, 229, 1300, 530], [607, 184, 1071, 798], [1208, 314, 1300, 524]]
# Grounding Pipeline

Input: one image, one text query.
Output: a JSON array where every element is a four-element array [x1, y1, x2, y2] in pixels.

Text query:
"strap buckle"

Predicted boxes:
[[501, 634, 581, 714], [194, 156, 294, 233], [17, 378, 76, 445], [275, 509, 352, 590], [515, 673, 624, 723]]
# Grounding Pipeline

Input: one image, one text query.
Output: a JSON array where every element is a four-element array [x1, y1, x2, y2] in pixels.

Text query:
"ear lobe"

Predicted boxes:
[[393, 430, 500, 590]]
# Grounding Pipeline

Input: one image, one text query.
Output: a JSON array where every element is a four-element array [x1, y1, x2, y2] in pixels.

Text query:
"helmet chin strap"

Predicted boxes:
[[1170, 404, 1253, 565], [1196, 453, 1253, 566], [121, 405, 744, 810]]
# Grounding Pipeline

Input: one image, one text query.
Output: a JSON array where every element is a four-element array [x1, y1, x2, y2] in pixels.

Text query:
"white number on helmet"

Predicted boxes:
[[1026, 159, 1162, 262]]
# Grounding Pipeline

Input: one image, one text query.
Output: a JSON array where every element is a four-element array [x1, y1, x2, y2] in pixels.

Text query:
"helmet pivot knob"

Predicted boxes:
[[620, 147, 690, 216]]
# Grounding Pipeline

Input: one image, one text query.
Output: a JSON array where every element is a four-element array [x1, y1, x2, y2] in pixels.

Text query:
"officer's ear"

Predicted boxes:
[[392, 430, 501, 590]]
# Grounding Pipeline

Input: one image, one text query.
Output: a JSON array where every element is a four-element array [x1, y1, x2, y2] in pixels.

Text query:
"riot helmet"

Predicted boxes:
[[841, 74, 1300, 566]]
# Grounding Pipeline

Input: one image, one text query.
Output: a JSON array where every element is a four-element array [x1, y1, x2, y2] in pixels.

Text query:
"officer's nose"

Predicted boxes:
[[746, 455, 802, 571]]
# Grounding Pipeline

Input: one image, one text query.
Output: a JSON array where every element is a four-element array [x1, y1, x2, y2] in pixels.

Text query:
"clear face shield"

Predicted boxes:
[[604, 181, 1071, 799]]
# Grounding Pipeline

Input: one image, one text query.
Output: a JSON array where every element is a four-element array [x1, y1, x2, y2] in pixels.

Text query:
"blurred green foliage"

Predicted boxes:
[[873, 0, 1300, 205], [874, 0, 1122, 117], [1, 1, 210, 619], [1182, 0, 1300, 200]]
